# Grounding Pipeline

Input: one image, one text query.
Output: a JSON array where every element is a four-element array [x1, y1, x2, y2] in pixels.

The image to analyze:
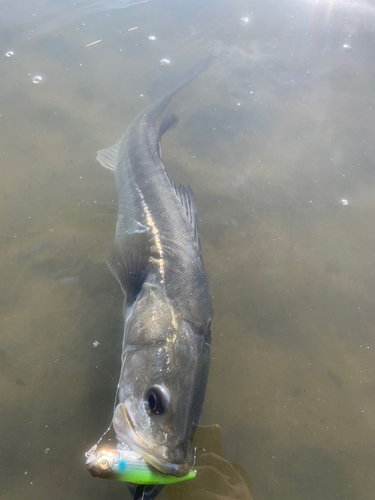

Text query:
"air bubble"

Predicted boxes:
[[160, 58, 170, 65], [32, 75, 43, 84]]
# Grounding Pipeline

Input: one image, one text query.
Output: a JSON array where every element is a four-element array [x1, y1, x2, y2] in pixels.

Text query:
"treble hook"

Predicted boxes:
[[193, 446, 206, 468]]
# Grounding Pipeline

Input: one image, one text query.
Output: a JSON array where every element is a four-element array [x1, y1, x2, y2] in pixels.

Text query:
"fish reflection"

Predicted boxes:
[[0, 0, 148, 35], [166, 425, 253, 500]]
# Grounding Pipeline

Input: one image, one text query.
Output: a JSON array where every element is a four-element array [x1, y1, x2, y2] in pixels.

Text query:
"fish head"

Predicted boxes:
[[113, 285, 210, 477]]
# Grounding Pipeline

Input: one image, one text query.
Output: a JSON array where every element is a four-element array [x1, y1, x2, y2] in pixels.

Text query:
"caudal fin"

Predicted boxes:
[[147, 55, 212, 105]]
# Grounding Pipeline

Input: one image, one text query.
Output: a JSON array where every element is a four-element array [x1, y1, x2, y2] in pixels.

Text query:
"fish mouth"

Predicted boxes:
[[113, 403, 190, 477]]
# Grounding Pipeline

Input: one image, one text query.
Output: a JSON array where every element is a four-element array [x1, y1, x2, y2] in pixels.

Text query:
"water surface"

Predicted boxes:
[[1, 1, 375, 499]]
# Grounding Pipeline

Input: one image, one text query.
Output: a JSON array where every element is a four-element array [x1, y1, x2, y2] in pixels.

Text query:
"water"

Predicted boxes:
[[1, 0, 375, 498]]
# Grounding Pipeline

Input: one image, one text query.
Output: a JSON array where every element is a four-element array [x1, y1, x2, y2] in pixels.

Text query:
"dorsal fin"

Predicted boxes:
[[96, 140, 121, 171], [172, 183, 201, 250], [105, 229, 150, 302]]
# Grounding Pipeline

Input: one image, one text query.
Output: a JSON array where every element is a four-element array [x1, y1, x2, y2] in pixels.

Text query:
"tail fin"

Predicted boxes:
[[143, 56, 212, 127], [148, 56, 212, 104]]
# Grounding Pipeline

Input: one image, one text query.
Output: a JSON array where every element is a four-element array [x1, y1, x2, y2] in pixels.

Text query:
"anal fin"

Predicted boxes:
[[159, 114, 178, 139], [172, 183, 201, 251]]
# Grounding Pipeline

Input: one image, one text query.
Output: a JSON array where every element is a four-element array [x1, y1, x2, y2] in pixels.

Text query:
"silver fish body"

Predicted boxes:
[[97, 58, 213, 477]]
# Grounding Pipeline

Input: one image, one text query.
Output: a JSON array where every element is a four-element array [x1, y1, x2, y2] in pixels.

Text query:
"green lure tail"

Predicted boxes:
[[86, 447, 196, 485]]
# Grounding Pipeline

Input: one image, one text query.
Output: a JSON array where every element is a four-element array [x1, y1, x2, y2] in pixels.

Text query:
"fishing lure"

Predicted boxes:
[[86, 446, 196, 485]]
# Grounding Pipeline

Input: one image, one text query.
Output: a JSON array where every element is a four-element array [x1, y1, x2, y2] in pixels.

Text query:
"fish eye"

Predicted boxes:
[[145, 385, 170, 415]]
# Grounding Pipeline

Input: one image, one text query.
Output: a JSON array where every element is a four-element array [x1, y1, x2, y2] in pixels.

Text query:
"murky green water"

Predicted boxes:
[[1, 1, 375, 499]]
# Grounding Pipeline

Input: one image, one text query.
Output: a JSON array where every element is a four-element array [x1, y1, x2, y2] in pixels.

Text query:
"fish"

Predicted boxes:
[[96, 57, 213, 478]]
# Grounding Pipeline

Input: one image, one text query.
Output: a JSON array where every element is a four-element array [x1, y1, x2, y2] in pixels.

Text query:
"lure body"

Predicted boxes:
[[86, 447, 196, 485]]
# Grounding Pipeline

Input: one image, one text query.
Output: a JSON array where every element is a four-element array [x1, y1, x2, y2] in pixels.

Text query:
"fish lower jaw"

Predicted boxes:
[[113, 404, 190, 477], [126, 440, 191, 478]]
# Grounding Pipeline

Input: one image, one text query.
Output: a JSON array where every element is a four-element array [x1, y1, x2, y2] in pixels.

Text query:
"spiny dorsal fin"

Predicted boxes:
[[105, 229, 150, 302], [173, 183, 201, 251], [96, 140, 121, 171]]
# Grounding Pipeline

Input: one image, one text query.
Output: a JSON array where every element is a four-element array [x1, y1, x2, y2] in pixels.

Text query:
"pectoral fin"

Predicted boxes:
[[106, 230, 150, 301], [96, 140, 121, 171]]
